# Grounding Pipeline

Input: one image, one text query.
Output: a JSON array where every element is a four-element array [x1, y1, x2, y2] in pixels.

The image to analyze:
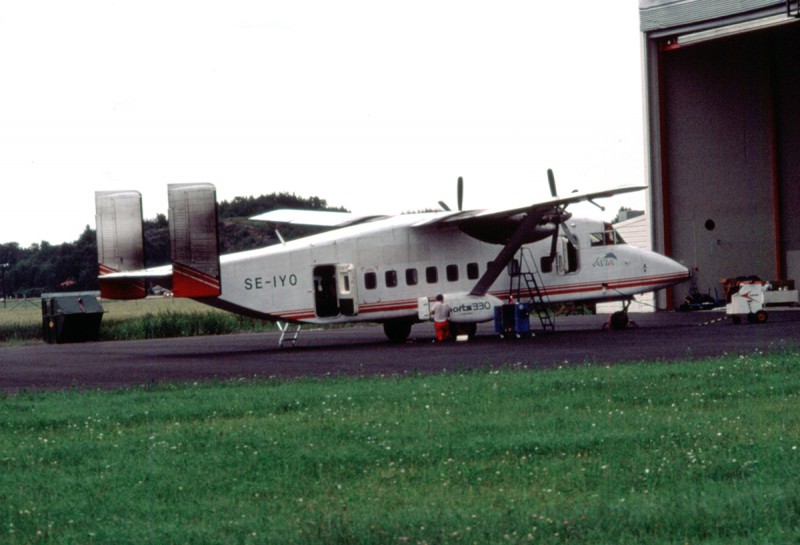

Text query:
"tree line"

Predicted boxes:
[[0, 193, 344, 298]]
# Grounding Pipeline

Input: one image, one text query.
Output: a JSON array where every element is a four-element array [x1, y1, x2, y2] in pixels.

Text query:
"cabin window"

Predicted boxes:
[[540, 257, 553, 274], [508, 258, 520, 276], [385, 270, 398, 288], [467, 262, 479, 280], [590, 223, 626, 246], [426, 266, 438, 284], [364, 271, 377, 290], [446, 264, 459, 282], [405, 268, 418, 286]]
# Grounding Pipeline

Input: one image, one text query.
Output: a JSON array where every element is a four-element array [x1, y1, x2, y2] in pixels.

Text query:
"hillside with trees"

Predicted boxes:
[[0, 193, 345, 298]]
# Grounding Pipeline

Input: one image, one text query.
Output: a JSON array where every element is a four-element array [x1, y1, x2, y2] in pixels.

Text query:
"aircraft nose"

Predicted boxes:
[[653, 251, 690, 284]]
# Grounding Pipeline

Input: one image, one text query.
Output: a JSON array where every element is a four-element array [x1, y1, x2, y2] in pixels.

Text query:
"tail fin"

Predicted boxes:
[[168, 184, 221, 298], [95, 190, 147, 299]]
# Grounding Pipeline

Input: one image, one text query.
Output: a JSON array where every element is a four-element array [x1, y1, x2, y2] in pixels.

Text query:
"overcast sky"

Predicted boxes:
[[1, 1, 645, 247]]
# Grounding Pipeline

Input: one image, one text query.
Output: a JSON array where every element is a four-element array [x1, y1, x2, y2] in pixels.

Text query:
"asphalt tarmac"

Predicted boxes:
[[1, 309, 799, 393]]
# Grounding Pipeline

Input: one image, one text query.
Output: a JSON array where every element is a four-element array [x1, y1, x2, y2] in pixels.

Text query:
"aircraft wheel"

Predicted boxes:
[[455, 323, 478, 339], [383, 320, 412, 343], [609, 311, 629, 331]]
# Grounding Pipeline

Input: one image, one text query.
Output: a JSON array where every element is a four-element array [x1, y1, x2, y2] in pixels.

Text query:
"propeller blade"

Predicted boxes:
[[438, 200, 451, 212], [547, 168, 557, 198], [548, 227, 559, 259], [560, 221, 580, 247], [457, 176, 464, 211]]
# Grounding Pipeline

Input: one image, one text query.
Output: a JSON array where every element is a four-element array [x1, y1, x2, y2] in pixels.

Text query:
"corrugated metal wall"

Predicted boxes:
[[640, 0, 785, 33]]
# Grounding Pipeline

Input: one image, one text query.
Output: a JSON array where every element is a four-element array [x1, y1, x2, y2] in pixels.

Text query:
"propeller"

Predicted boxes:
[[547, 168, 557, 198], [543, 168, 580, 267], [439, 176, 465, 212]]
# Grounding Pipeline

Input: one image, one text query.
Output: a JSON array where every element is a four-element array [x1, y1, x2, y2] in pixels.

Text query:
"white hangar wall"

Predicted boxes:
[[640, 0, 800, 307]]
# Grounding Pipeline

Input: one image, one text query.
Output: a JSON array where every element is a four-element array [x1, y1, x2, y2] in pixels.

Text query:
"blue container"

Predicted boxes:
[[494, 303, 531, 335]]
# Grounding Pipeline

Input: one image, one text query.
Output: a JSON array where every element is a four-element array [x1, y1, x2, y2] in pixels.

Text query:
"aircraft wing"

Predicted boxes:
[[409, 184, 647, 247], [422, 184, 648, 297], [250, 209, 389, 227], [412, 185, 648, 227]]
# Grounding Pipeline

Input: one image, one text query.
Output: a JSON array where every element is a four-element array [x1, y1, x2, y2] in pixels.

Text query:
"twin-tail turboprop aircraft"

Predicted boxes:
[[95, 171, 689, 344]]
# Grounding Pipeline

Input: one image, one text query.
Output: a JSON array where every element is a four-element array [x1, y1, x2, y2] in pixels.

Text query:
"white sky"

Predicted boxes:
[[0, 1, 646, 247]]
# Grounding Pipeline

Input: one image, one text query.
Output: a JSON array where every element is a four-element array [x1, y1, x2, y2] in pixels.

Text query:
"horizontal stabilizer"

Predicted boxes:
[[168, 184, 221, 298], [97, 277, 148, 299], [250, 209, 388, 228]]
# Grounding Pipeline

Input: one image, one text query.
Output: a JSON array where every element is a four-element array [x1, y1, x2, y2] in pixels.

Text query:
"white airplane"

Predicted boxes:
[[95, 172, 689, 343]]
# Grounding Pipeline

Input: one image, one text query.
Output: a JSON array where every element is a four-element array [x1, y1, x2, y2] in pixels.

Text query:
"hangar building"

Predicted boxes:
[[640, 0, 800, 306]]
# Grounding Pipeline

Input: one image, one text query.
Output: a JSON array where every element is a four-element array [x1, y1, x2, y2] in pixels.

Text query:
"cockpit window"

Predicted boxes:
[[590, 223, 626, 246]]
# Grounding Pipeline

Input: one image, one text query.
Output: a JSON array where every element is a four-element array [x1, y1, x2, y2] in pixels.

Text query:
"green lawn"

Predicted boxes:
[[2, 350, 799, 544], [0, 297, 271, 344]]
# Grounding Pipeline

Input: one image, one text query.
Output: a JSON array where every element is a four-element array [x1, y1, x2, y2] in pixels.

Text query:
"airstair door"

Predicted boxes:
[[557, 237, 579, 275], [337, 264, 358, 316], [313, 264, 339, 317]]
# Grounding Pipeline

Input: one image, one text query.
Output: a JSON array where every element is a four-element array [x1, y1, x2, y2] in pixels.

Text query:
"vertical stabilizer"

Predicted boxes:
[[168, 184, 221, 298], [95, 190, 147, 299]]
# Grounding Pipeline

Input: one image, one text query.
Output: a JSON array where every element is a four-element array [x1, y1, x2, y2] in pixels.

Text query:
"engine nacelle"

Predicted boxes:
[[417, 292, 503, 323]]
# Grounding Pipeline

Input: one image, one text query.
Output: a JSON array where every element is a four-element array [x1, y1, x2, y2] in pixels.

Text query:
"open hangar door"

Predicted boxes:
[[641, 1, 800, 306]]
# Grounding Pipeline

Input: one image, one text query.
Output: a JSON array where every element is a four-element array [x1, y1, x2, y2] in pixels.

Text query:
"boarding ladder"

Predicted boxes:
[[509, 247, 555, 332], [277, 321, 302, 348]]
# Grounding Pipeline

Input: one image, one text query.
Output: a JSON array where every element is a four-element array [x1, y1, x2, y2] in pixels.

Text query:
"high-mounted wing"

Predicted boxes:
[[413, 185, 647, 243], [417, 183, 648, 297], [250, 209, 389, 228]]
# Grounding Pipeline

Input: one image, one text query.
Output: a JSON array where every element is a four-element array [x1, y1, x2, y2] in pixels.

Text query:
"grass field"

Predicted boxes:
[[0, 297, 272, 344], [2, 350, 799, 544]]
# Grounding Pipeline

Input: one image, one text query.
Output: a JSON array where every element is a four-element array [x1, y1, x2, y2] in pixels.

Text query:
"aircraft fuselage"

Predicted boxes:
[[205, 213, 688, 325]]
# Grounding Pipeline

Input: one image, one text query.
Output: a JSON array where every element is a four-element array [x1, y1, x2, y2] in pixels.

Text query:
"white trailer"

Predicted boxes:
[[726, 281, 767, 324]]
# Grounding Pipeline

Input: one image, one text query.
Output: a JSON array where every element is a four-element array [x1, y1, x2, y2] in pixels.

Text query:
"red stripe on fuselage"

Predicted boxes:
[[268, 272, 688, 322]]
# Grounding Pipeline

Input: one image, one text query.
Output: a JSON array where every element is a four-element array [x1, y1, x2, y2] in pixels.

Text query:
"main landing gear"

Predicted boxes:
[[383, 319, 413, 343]]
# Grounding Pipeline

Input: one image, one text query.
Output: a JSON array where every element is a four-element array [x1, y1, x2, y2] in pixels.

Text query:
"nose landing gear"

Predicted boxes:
[[603, 300, 638, 331]]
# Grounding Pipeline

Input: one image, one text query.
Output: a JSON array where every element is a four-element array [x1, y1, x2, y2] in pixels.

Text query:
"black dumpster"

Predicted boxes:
[[42, 293, 104, 343]]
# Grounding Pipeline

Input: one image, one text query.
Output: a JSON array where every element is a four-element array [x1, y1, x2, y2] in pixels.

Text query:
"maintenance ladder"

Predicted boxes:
[[509, 247, 555, 332]]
